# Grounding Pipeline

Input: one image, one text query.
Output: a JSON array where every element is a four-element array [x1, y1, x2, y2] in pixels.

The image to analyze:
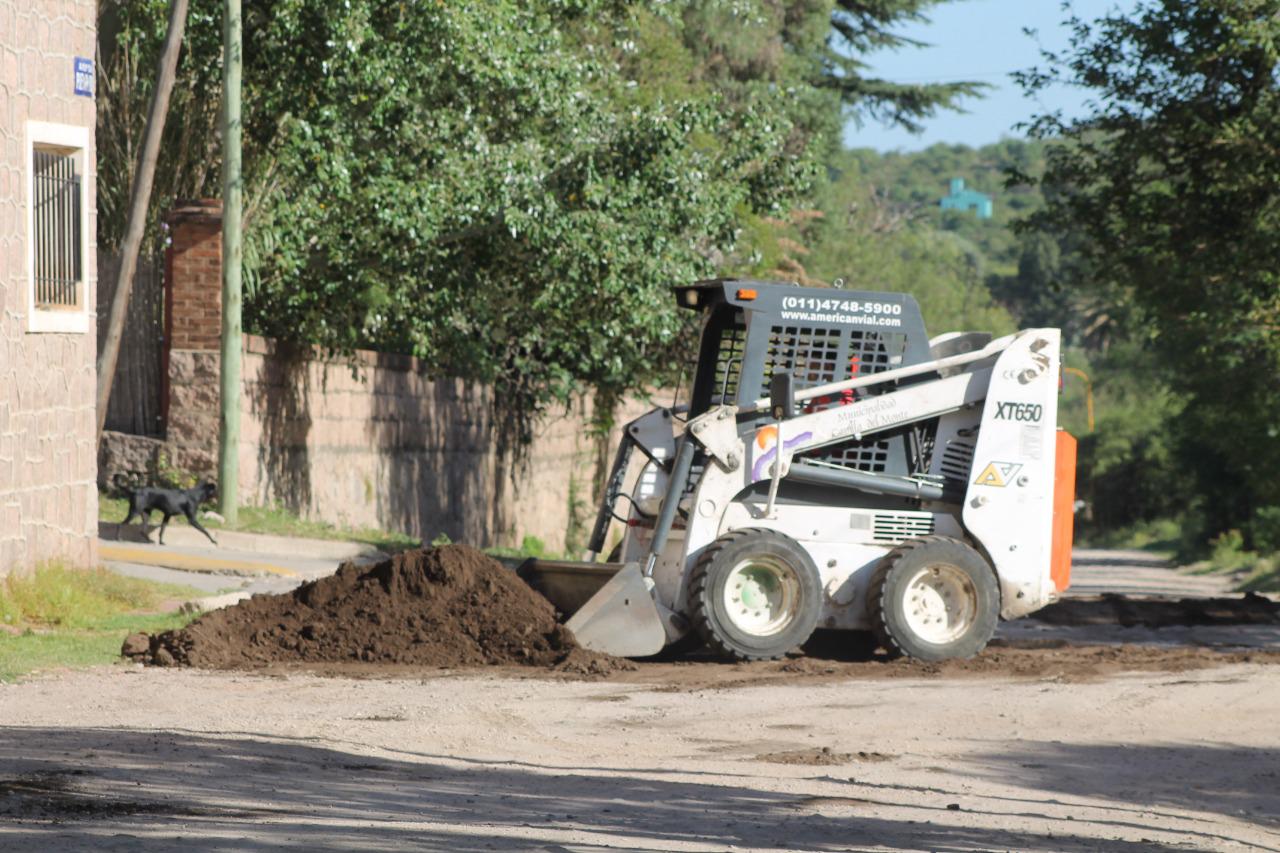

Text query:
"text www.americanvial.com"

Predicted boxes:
[[779, 310, 903, 327]]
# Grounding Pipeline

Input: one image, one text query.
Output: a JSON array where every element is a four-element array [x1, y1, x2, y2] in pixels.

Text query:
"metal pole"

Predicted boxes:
[[218, 0, 242, 524]]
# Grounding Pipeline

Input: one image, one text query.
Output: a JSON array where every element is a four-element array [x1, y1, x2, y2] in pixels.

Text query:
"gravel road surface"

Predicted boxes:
[[3, 548, 1276, 852]]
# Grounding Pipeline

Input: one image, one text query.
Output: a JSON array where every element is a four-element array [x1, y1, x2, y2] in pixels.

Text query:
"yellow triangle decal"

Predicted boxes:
[[974, 462, 1006, 487]]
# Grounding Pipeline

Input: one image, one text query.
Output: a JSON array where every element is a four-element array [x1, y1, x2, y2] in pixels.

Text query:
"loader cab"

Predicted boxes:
[[679, 279, 934, 479]]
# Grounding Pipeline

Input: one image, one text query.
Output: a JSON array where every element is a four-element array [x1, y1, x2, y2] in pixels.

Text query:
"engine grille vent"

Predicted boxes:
[[871, 512, 935, 544], [940, 440, 975, 486]]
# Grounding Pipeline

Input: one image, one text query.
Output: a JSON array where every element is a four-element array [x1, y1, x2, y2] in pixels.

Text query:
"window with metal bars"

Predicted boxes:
[[32, 146, 83, 311]]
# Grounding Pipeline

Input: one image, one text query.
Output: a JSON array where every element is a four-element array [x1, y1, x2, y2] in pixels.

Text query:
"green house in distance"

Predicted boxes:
[[940, 177, 993, 219]]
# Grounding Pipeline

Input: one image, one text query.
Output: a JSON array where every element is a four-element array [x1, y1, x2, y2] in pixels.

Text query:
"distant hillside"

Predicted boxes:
[[837, 139, 1049, 277], [798, 138, 1053, 337]]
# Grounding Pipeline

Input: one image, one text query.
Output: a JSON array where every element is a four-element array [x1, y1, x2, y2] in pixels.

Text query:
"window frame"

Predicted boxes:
[[25, 120, 91, 334]]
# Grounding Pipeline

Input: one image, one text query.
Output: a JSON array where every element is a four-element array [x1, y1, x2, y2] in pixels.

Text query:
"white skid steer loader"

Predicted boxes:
[[521, 279, 1077, 661]]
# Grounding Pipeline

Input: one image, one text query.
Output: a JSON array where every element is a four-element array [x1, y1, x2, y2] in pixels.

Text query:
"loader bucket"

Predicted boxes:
[[518, 559, 667, 657]]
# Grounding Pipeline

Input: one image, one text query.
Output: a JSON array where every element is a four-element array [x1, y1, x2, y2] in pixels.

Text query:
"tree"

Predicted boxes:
[[97, 0, 983, 449], [820, 1, 986, 132], [97, 0, 222, 252], [96, 0, 189, 437], [805, 149, 1016, 335], [1017, 0, 1280, 535]]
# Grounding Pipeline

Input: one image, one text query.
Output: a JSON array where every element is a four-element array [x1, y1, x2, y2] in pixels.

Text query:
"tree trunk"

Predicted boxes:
[[96, 0, 190, 438]]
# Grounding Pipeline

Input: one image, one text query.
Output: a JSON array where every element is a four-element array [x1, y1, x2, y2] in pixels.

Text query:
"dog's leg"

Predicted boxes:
[[186, 509, 218, 546], [158, 513, 171, 545], [139, 509, 153, 542]]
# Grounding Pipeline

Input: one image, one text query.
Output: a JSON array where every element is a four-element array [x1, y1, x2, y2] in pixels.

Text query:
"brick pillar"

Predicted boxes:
[[163, 200, 223, 477]]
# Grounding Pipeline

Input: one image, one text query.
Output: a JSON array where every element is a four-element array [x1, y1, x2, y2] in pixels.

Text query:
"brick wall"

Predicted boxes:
[[163, 201, 224, 475], [0, 0, 98, 574], [166, 201, 222, 352]]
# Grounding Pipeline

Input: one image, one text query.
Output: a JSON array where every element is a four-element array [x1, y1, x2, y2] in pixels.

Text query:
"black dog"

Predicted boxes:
[[120, 481, 219, 546]]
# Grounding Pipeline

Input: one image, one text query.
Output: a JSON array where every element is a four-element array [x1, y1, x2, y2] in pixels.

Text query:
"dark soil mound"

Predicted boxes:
[[123, 545, 624, 675], [1030, 591, 1280, 628]]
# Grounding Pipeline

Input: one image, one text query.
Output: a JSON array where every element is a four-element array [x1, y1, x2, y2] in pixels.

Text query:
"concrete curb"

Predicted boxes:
[[99, 543, 308, 578], [98, 522, 387, 561], [192, 591, 254, 611]]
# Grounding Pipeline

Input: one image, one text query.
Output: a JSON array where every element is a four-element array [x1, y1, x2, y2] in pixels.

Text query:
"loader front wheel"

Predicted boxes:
[[869, 536, 998, 662], [689, 529, 822, 661]]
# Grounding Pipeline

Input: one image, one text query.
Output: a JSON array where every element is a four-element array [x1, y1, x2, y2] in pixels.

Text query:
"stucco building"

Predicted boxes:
[[0, 0, 99, 573], [940, 177, 993, 220]]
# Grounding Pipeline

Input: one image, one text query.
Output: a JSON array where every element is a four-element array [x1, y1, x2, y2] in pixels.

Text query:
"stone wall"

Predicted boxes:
[[232, 337, 646, 552], [0, 1, 98, 574]]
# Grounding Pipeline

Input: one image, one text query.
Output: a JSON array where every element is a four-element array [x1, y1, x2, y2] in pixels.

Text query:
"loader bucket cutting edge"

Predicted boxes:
[[519, 559, 667, 658]]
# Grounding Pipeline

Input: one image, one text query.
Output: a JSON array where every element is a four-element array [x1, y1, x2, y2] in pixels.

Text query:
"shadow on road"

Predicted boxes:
[[968, 740, 1280, 839], [0, 726, 1218, 852]]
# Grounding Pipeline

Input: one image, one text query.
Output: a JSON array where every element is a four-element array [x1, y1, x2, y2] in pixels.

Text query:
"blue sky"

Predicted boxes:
[[845, 0, 1136, 151]]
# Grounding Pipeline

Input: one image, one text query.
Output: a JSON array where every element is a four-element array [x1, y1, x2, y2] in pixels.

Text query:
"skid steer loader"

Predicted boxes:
[[521, 279, 1077, 661]]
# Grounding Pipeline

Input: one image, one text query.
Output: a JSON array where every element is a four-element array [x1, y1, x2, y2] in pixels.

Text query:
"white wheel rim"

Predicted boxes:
[[902, 563, 978, 645], [722, 556, 800, 637]]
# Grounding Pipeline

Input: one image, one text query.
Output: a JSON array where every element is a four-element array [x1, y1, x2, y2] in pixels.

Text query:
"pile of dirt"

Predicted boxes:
[[122, 545, 626, 676]]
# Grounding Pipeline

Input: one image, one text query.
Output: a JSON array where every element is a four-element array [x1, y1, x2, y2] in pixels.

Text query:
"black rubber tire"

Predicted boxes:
[[688, 528, 823, 661], [868, 536, 999, 662]]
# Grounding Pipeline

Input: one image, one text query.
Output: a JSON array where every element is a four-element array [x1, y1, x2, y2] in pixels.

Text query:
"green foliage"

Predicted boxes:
[[822, 1, 989, 133], [1189, 527, 1280, 593], [804, 146, 1018, 335], [1210, 529, 1249, 570], [1064, 343, 1194, 534], [97, 0, 224, 252], [1247, 506, 1280, 555], [1018, 0, 1280, 536], [99, 0, 984, 452], [484, 535, 552, 560], [1075, 517, 1182, 553], [154, 450, 197, 490], [0, 563, 202, 631], [0, 612, 195, 683]]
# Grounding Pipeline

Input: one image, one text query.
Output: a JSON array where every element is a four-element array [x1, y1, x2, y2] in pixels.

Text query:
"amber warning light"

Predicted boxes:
[[736, 288, 757, 301]]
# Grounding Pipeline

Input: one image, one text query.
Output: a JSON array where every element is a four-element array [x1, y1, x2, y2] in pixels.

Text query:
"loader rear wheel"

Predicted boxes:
[[689, 528, 822, 661], [869, 536, 998, 662]]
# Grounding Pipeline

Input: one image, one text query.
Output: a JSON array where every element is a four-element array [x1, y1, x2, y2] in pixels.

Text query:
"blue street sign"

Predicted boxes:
[[74, 58, 93, 97]]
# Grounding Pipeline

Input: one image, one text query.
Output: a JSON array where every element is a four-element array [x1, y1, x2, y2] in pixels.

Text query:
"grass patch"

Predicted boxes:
[[100, 495, 420, 552], [0, 563, 203, 629], [0, 613, 193, 683], [0, 563, 203, 682], [483, 535, 552, 561], [1186, 530, 1280, 594], [1076, 517, 1183, 553]]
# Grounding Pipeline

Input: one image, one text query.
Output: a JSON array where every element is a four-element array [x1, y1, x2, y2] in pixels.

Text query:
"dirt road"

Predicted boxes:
[[2, 549, 1278, 852], [3, 663, 1277, 852]]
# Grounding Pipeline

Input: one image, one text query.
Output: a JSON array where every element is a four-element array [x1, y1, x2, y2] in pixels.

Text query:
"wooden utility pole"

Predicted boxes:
[[95, 0, 189, 437], [218, 0, 243, 523]]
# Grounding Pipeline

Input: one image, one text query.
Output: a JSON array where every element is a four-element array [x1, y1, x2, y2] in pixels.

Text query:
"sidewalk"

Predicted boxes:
[[99, 523, 387, 610]]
